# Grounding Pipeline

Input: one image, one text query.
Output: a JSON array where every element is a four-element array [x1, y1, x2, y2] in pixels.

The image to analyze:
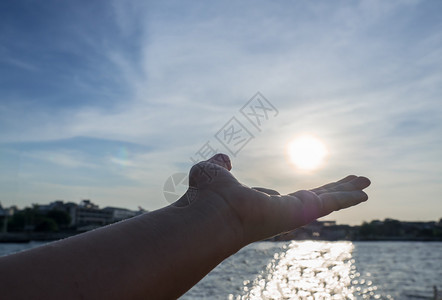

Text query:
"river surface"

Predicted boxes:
[[1, 241, 441, 299]]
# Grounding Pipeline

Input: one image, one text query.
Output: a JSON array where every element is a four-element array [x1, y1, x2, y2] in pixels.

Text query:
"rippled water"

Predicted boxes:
[[182, 241, 442, 300], [1, 241, 441, 299]]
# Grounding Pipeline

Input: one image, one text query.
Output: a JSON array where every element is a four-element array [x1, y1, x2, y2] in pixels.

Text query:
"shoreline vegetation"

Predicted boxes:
[[0, 219, 441, 244], [268, 219, 442, 242], [0, 200, 441, 243]]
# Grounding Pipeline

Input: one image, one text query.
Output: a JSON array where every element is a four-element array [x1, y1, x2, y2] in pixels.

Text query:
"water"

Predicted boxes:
[[0, 241, 49, 257], [1, 241, 441, 299], [182, 241, 442, 299]]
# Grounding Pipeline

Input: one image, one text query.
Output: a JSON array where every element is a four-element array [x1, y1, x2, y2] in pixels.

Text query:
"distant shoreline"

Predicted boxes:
[[1, 231, 441, 244]]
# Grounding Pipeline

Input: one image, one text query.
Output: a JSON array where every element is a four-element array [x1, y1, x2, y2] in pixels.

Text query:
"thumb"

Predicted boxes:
[[188, 153, 232, 188]]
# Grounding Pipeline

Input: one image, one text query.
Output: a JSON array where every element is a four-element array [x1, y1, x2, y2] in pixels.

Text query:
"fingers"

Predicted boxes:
[[311, 176, 371, 194], [310, 175, 357, 193], [343, 176, 370, 190], [281, 180, 370, 230], [319, 190, 368, 217], [325, 176, 370, 192], [315, 175, 358, 190], [252, 187, 281, 195]]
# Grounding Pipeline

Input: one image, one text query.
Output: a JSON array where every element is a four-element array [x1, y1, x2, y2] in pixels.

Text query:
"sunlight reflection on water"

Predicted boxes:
[[234, 241, 383, 300]]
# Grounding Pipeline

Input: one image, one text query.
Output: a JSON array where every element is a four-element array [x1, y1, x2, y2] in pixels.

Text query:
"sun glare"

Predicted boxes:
[[288, 135, 328, 171]]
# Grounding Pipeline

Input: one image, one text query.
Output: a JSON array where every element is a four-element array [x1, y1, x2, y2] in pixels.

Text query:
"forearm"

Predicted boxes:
[[0, 192, 243, 299], [134, 192, 244, 298]]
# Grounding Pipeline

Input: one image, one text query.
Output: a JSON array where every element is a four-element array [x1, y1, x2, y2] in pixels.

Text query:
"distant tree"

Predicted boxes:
[[35, 218, 58, 232], [359, 222, 375, 237], [417, 228, 433, 238], [7, 211, 26, 232], [383, 219, 402, 236], [47, 209, 71, 229], [8, 207, 39, 232], [434, 227, 442, 239], [8, 206, 70, 232]]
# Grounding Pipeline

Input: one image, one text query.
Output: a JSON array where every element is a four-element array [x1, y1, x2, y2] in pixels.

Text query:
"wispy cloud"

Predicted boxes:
[[22, 150, 98, 169]]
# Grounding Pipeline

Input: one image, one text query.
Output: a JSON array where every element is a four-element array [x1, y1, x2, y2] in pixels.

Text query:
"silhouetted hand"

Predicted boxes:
[[173, 153, 370, 246]]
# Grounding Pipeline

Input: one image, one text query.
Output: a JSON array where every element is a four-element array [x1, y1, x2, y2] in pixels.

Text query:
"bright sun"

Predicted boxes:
[[288, 135, 328, 171]]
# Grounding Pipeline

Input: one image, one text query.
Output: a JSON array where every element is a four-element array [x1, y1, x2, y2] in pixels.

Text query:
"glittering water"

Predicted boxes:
[[183, 241, 442, 300], [240, 241, 357, 299], [1, 241, 441, 299]]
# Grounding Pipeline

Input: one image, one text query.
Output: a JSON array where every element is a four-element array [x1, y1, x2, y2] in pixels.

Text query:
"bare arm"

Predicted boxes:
[[0, 154, 370, 299]]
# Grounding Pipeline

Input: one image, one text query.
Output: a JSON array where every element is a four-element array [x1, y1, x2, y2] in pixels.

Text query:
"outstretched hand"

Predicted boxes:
[[174, 153, 370, 246], [0, 152, 371, 300]]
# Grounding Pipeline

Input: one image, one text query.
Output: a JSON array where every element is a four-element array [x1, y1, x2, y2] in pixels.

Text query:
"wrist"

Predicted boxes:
[[189, 189, 247, 253]]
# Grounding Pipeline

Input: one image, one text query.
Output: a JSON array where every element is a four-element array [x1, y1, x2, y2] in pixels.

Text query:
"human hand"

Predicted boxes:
[[173, 153, 370, 247]]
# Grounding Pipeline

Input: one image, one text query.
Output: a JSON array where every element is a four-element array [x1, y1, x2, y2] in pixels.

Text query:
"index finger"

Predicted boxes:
[[312, 176, 370, 194], [319, 190, 369, 217]]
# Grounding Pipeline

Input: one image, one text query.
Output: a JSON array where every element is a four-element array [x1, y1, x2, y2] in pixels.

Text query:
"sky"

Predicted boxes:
[[0, 0, 441, 225]]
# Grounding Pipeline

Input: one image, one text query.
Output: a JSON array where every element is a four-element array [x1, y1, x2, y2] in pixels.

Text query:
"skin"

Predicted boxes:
[[0, 153, 370, 299]]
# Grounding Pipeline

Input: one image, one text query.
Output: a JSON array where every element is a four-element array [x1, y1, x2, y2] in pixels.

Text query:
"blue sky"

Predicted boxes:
[[0, 0, 441, 224]]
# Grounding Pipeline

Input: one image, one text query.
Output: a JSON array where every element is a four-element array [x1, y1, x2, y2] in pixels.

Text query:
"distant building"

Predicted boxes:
[[102, 207, 138, 223], [38, 199, 142, 231], [3, 199, 145, 233], [38, 200, 66, 212], [75, 200, 112, 231]]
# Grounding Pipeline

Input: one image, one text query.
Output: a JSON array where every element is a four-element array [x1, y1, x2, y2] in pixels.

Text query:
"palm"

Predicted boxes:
[[174, 154, 370, 244]]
